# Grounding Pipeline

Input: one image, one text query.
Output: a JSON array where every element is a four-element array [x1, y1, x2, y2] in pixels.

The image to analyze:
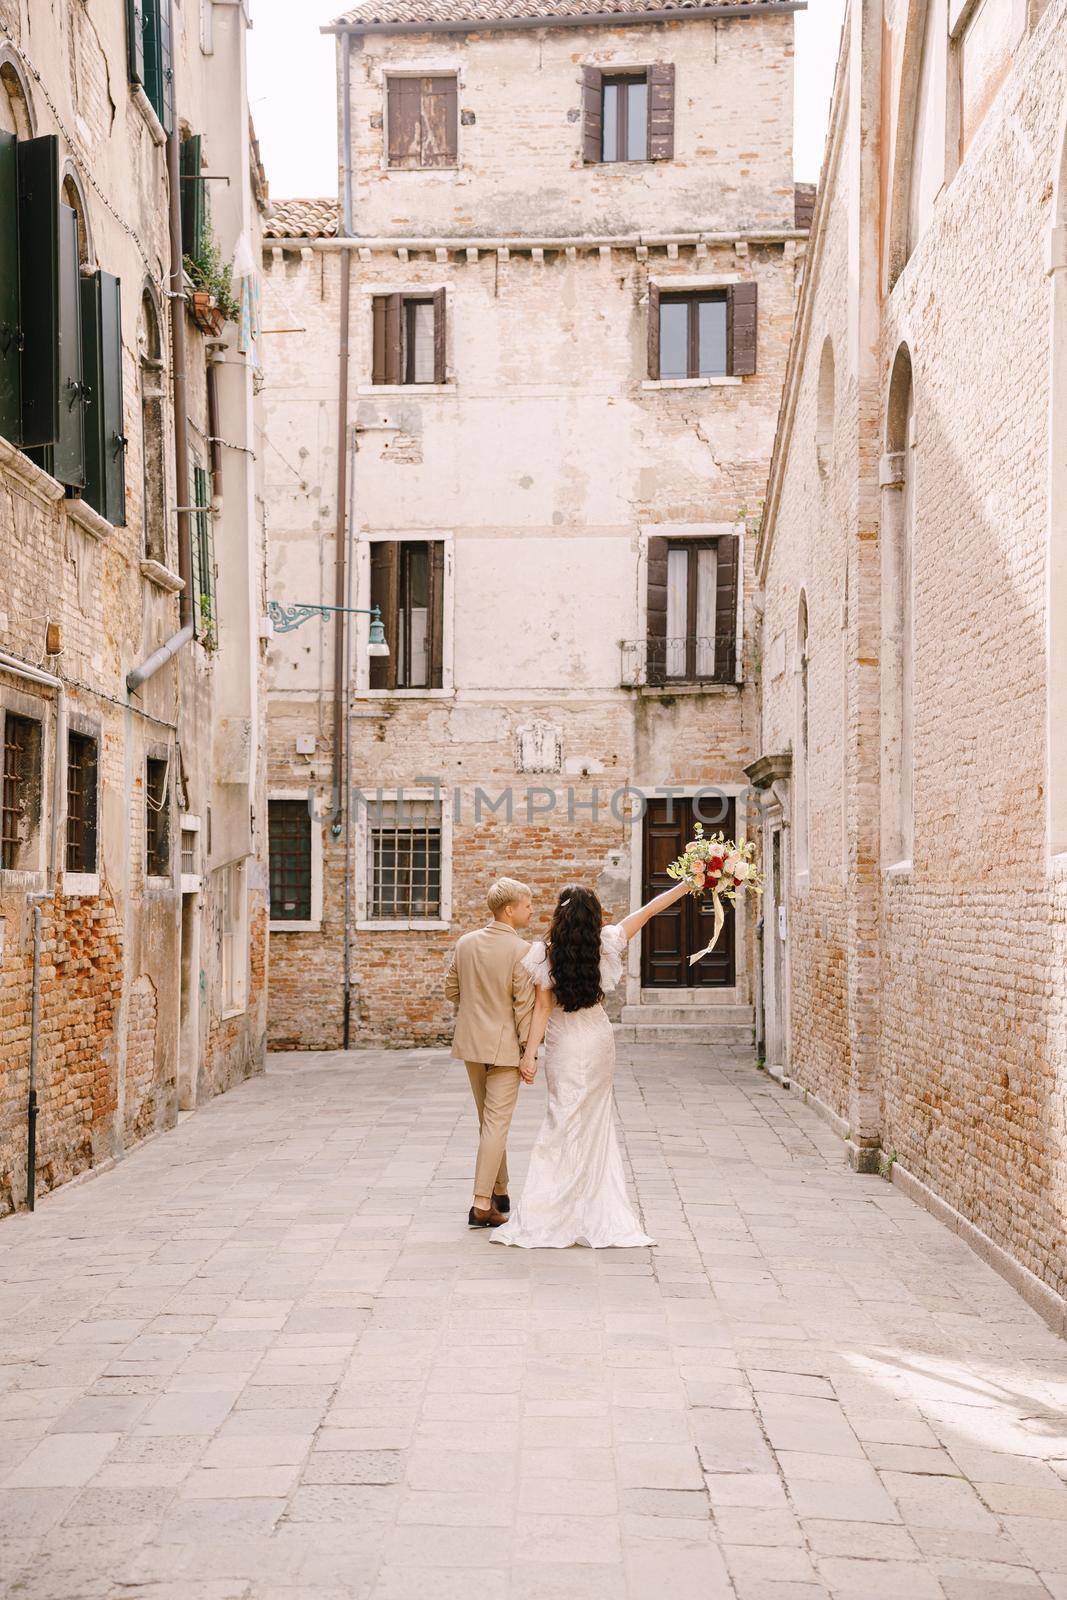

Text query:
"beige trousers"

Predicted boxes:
[[465, 1061, 520, 1204]]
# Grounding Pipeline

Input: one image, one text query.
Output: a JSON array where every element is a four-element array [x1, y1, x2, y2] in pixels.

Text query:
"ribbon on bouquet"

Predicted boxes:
[[688, 886, 725, 966]]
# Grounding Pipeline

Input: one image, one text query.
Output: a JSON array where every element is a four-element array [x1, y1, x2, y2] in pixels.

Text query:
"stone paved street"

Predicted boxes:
[[1, 1044, 1066, 1600]]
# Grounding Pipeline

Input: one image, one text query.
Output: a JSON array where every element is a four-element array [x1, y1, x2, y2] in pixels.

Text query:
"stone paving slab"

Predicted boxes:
[[1, 1043, 1066, 1599]]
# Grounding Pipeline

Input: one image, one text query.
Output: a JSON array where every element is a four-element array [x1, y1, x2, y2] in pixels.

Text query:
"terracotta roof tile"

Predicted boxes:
[[330, 0, 783, 29], [264, 199, 340, 239]]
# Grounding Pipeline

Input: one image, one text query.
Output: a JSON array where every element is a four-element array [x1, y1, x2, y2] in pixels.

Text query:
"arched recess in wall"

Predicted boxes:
[[0, 50, 35, 139], [61, 164, 94, 269], [138, 285, 168, 567], [816, 335, 835, 480], [793, 589, 810, 884], [882, 343, 915, 868], [886, 0, 948, 290], [1048, 108, 1067, 857]]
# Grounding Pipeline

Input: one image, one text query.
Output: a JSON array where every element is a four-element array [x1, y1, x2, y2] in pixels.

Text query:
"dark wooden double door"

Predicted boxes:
[[641, 796, 736, 987]]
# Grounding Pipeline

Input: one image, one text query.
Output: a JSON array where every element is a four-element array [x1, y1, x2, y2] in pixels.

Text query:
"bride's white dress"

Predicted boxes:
[[491, 924, 655, 1250]]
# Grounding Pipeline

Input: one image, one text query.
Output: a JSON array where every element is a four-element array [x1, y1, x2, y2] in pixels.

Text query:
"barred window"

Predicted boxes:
[[269, 799, 312, 922], [1, 712, 42, 872], [145, 755, 170, 878], [66, 731, 98, 874], [368, 798, 441, 920]]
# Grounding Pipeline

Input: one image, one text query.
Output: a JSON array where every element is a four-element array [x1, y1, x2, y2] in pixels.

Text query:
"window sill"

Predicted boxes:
[[357, 384, 455, 396], [383, 164, 460, 174], [629, 681, 741, 697], [140, 559, 185, 594], [356, 919, 450, 932], [641, 376, 743, 391], [181, 873, 201, 895], [884, 859, 912, 877], [63, 872, 100, 897], [270, 919, 322, 934], [356, 687, 455, 700], [131, 85, 167, 147], [66, 498, 115, 542], [220, 1003, 247, 1021], [0, 437, 66, 502]]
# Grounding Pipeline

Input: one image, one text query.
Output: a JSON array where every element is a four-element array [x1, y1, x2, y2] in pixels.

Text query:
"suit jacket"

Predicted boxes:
[[445, 920, 535, 1066]]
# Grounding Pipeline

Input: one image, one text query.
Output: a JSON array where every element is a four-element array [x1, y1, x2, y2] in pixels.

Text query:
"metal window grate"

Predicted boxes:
[[268, 800, 312, 921], [66, 732, 99, 873], [145, 756, 170, 877], [368, 799, 441, 920], [2, 714, 37, 871], [181, 828, 197, 877]]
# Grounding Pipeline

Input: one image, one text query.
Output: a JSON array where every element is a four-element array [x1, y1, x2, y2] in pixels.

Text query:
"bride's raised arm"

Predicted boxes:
[[617, 873, 700, 942]]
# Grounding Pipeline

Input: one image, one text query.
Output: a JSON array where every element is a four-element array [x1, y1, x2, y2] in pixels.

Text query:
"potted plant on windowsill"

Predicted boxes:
[[184, 231, 240, 336]]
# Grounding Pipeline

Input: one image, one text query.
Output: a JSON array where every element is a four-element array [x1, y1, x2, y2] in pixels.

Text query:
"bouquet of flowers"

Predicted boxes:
[[666, 822, 764, 964]]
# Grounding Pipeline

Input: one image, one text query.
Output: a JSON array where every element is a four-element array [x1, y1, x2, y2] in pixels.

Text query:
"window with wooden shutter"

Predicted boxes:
[[142, 0, 174, 135], [81, 271, 127, 526], [125, 0, 145, 86], [728, 281, 758, 376], [16, 134, 61, 450], [370, 538, 445, 690], [372, 292, 446, 386], [386, 76, 457, 170], [647, 63, 675, 160], [0, 130, 21, 443], [52, 202, 86, 487], [646, 537, 738, 685], [650, 286, 755, 379], [180, 134, 206, 264], [602, 74, 648, 162], [191, 461, 216, 648], [582, 66, 603, 163]]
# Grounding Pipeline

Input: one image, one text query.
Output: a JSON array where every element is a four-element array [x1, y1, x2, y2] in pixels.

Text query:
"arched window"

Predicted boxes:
[[1048, 111, 1067, 858], [882, 344, 915, 867], [816, 335, 835, 480], [887, 0, 948, 287], [794, 590, 810, 883], [0, 55, 33, 139], [138, 288, 167, 565]]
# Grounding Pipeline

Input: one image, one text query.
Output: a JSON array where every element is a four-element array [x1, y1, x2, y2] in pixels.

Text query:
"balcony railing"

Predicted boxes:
[[620, 634, 738, 689]]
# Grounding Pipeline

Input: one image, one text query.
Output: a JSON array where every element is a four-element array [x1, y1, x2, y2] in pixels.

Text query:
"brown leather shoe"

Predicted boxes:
[[468, 1204, 508, 1227]]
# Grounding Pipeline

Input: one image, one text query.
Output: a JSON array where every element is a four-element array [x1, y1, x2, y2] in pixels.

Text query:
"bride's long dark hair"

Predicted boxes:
[[547, 885, 603, 1012]]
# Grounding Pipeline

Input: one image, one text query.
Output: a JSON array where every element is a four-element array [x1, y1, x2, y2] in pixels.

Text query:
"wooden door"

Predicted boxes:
[[641, 796, 736, 987]]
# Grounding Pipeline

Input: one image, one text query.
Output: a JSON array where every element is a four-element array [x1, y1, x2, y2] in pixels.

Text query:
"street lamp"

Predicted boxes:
[[267, 601, 390, 658]]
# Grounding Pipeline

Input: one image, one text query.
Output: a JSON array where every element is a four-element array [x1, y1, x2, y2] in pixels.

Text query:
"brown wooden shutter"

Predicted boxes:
[[582, 66, 603, 164], [432, 287, 446, 385], [372, 293, 402, 386], [429, 539, 445, 688], [728, 281, 757, 376], [647, 63, 675, 160], [421, 77, 458, 167], [714, 534, 739, 682], [646, 535, 669, 686], [370, 540, 399, 690], [647, 280, 660, 380], [387, 78, 421, 167]]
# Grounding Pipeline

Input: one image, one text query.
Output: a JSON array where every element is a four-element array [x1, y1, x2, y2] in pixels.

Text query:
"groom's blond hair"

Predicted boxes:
[[487, 876, 532, 915]]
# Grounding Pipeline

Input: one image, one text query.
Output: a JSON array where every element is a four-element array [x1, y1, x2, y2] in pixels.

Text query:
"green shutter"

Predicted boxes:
[[193, 463, 216, 647], [53, 203, 85, 487], [0, 130, 21, 443], [125, 0, 145, 86], [16, 134, 60, 449], [143, 0, 174, 134], [81, 271, 126, 525], [180, 135, 205, 263]]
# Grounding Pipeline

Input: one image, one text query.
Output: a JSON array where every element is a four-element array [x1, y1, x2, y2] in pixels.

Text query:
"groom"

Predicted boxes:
[[444, 877, 535, 1229]]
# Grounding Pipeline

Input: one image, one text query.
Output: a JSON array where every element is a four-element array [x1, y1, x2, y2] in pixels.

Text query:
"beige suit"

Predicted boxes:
[[445, 921, 535, 1203]]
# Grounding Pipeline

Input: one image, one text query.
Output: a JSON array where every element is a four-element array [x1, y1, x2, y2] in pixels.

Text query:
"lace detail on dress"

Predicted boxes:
[[521, 926, 628, 996]]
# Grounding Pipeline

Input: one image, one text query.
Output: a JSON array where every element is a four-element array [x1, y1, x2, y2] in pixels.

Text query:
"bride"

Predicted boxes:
[[490, 868, 704, 1250]]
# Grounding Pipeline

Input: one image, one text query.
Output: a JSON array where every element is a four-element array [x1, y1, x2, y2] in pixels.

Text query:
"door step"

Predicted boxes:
[[617, 1002, 754, 1046]]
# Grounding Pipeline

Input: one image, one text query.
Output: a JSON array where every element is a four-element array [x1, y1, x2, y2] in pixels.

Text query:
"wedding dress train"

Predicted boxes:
[[491, 924, 655, 1250]]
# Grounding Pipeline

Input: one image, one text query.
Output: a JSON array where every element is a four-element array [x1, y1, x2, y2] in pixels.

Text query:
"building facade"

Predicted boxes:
[[261, 0, 807, 1050], [0, 0, 269, 1212], [752, 0, 1067, 1323]]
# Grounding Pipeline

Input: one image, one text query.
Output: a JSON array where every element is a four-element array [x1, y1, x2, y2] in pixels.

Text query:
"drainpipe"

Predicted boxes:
[[0, 651, 64, 1209], [127, 116, 195, 694], [337, 29, 355, 1048]]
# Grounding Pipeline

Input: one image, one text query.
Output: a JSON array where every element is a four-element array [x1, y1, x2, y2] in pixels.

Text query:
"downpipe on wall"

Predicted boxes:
[[338, 30, 355, 1048]]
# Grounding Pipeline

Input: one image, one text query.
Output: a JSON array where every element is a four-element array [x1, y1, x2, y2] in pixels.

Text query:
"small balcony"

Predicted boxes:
[[619, 634, 739, 691]]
